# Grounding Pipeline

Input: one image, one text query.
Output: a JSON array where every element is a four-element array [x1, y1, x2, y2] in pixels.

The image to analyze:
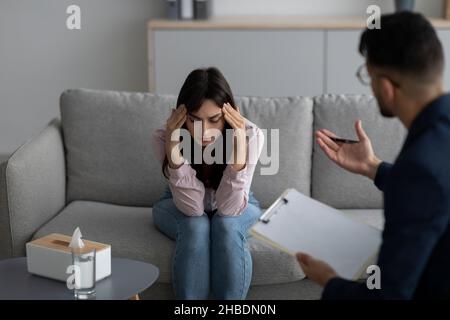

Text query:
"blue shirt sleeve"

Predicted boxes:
[[374, 161, 393, 191]]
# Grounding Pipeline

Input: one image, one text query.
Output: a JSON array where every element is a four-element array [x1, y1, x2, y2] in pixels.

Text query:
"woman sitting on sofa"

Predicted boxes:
[[152, 67, 264, 300]]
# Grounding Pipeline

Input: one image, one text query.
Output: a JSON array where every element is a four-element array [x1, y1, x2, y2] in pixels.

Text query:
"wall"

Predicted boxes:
[[212, 0, 445, 17], [0, 0, 164, 156], [0, 0, 446, 156]]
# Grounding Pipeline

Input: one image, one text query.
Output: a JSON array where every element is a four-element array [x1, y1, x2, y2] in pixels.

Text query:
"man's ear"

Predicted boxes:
[[378, 76, 396, 108]]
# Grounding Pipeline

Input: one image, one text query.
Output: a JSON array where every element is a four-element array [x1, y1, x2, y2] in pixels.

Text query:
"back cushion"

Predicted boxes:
[[61, 89, 314, 208], [312, 94, 407, 209], [61, 89, 176, 207], [236, 96, 314, 208]]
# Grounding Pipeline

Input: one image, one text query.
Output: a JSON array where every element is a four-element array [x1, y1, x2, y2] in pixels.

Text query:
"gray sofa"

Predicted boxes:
[[0, 89, 406, 299]]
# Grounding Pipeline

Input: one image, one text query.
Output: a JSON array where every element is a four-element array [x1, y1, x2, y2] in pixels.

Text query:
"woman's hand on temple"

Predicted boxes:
[[165, 105, 187, 169], [222, 103, 247, 172]]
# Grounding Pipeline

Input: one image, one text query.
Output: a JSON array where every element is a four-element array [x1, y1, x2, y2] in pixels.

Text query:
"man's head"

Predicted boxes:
[[358, 12, 444, 118]]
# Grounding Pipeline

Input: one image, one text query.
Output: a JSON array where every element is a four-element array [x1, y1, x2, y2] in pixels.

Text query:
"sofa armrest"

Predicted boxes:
[[0, 119, 66, 259]]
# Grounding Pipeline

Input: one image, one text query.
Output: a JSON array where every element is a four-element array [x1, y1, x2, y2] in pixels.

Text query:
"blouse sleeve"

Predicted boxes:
[[215, 124, 264, 216], [152, 127, 205, 216]]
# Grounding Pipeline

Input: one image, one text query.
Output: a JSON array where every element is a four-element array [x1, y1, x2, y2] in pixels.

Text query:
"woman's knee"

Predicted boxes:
[[180, 215, 210, 235], [178, 216, 210, 251], [211, 215, 243, 245], [213, 204, 261, 232], [153, 198, 175, 215]]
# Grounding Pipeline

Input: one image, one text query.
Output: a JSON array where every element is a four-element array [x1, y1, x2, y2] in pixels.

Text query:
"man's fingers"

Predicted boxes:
[[319, 129, 339, 139], [355, 120, 368, 141], [296, 253, 313, 275], [317, 138, 338, 162], [296, 253, 311, 265], [317, 131, 340, 151]]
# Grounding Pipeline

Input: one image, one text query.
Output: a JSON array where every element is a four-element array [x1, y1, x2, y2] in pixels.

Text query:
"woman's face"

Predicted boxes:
[[185, 99, 226, 146]]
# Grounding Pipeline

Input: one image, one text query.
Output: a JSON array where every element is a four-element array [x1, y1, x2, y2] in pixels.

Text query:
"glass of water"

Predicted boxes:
[[71, 248, 96, 299]]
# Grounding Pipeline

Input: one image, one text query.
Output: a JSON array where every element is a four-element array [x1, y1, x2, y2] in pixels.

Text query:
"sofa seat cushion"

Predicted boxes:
[[340, 209, 385, 231], [340, 209, 384, 271], [32, 201, 304, 285]]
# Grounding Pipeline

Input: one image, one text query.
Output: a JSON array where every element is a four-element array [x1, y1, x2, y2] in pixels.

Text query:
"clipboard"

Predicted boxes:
[[250, 188, 382, 280]]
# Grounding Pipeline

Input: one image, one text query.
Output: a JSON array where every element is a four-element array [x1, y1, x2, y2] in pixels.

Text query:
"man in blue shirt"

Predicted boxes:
[[297, 12, 450, 299]]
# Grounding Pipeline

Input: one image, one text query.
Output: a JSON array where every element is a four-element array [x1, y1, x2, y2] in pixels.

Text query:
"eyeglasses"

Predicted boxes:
[[356, 63, 401, 88], [356, 64, 371, 86]]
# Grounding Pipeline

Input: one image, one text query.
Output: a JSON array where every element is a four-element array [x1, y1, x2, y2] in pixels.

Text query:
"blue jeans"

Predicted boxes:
[[152, 186, 262, 300]]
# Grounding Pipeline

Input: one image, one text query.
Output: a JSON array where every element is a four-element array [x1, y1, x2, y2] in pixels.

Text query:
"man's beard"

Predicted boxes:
[[375, 95, 395, 118]]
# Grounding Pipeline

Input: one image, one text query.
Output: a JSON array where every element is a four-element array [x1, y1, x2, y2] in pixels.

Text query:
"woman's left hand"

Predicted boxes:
[[222, 103, 247, 172]]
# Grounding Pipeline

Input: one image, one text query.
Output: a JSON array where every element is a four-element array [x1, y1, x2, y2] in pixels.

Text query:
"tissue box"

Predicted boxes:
[[26, 233, 111, 282]]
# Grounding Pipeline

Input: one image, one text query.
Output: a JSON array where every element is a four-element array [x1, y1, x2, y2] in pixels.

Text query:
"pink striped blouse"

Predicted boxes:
[[152, 119, 264, 217]]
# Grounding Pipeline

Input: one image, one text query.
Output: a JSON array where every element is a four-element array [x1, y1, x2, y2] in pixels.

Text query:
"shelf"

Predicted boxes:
[[148, 16, 450, 30]]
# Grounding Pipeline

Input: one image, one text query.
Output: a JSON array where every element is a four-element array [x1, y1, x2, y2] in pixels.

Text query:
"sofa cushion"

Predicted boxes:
[[340, 209, 384, 231], [312, 94, 407, 209], [32, 201, 305, 286], [340, 209, 384, 270], [236, 96, 314, 208], [60, 89, 176, 207], [143, 280, 323, 300]]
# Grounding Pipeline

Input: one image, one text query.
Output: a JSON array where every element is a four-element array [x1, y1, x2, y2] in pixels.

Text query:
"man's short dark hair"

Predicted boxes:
[[359, 12, 444, 79]]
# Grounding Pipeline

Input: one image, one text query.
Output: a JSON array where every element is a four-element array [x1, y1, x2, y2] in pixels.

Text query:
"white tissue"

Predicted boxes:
[[69, 227, 85, 249]]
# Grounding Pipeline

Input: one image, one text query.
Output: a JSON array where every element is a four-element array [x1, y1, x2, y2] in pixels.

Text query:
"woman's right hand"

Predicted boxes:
[[165, 105, 187, 169], [315, 120, 382, 180]]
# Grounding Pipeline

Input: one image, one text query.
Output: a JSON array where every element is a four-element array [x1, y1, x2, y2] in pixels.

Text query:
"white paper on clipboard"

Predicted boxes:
[[250, 188, 382, 280]]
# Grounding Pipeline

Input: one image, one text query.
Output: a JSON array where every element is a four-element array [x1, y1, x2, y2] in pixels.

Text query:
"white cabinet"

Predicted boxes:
[[327, 30, 450, 94], [325, 30, 371, 95], [149, 19, 450, 97], [152, 30, 325, 97]]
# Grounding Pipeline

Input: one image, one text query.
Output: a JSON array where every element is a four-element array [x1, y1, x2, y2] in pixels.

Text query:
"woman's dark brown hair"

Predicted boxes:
[[162, 67, 237, 190]]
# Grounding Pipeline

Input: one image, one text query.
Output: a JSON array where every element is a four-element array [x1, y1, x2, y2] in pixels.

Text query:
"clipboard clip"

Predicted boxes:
[[259, 192, 290, 223]]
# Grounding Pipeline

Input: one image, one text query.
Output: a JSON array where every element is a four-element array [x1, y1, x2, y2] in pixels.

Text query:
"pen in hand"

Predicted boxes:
[[330, 137, 359, 144]]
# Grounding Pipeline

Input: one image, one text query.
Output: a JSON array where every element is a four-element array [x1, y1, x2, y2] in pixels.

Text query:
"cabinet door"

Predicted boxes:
[[437, 30, 450, 91], [152, 30, 324, 97], [327, 29, 450, 95], [326, 30, 371, 95]]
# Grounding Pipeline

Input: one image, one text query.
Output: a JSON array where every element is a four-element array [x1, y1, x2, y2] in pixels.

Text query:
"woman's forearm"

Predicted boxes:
[[167, 164, 206, 216]]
